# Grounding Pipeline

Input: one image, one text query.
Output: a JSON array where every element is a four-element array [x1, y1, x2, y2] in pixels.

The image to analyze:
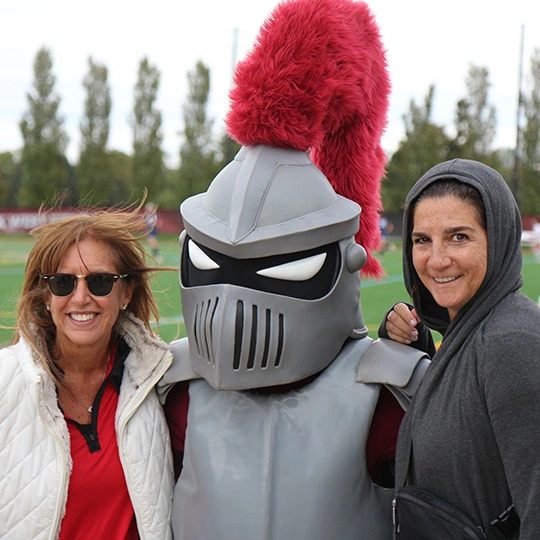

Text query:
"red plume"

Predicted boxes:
[[226, 0, 390, 278]]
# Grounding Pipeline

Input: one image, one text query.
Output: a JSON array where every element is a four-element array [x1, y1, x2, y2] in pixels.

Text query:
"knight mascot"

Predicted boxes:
[[161, 0, 430, 538]]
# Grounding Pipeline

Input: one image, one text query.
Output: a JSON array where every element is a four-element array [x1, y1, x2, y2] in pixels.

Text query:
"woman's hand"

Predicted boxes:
[[386, 303, 420, 344]]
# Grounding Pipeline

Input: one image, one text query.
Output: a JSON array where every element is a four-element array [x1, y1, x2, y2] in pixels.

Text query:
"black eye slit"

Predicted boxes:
[[181, 237, 341, 300]]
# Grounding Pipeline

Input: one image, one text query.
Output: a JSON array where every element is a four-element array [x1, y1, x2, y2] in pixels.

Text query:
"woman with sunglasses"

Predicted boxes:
[[0, 206, 174, 539]]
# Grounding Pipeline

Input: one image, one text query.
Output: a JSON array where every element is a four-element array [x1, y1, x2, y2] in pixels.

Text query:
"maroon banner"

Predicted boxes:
[[0, 210, 79, 233], [0, 209, 184, 235]]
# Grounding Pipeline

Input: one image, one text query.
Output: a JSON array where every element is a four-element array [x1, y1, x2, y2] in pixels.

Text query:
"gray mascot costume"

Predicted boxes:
[[162, 0, 430, 538]]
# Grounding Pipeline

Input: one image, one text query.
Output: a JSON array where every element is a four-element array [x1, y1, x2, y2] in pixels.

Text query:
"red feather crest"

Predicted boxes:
[[226, 0, 390, 278]]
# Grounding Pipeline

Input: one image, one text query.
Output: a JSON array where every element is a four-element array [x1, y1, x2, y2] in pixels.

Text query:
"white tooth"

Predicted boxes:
[[434, 277, 455, 283], [71, 313, 95, 322]]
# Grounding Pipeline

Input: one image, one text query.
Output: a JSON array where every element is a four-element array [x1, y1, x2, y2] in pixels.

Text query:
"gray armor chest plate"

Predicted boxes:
[[172, 337, 394, 540]]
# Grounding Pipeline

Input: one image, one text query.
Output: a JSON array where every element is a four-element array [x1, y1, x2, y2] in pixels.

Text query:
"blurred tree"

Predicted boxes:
[[108, 150, 134, 205], [178, 60, 220, 201], [383, 86, 450, 212], [0, 152, 16, 207], [218, 131, 242, 169], [18, 47, 69, 207], [131, 57, 164, 202], [156, 166, 181, 210], [449, 64, 497, 164], [521, 48, 540, 215], [77, 57, 113, 205], [492, 147, 514, 184]]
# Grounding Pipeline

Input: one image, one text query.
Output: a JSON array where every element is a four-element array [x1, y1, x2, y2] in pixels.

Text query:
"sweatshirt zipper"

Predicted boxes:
[[393, 493, 486, 540]]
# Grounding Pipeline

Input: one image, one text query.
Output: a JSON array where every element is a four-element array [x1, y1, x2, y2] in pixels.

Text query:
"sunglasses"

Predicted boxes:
[[40, 273, 129, 297]]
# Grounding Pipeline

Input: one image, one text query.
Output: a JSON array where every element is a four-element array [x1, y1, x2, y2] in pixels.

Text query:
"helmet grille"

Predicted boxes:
[[233, 301, 284, 371], [191, 297, 284, 372]]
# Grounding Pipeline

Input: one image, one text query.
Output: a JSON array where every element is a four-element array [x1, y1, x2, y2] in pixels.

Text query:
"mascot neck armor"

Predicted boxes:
[[179, 144, 368, 391]]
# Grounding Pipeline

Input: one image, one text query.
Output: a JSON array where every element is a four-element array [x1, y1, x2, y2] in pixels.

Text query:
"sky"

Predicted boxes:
[[2, 0, 540, 169]]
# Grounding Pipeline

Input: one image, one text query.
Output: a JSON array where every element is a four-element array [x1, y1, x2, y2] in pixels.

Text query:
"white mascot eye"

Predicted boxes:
[[188, 240, 220, 270], [256, 253, 327, 281]]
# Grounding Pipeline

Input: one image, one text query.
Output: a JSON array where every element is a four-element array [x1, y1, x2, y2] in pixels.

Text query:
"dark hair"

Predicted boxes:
[[411, 179, 486, 231]]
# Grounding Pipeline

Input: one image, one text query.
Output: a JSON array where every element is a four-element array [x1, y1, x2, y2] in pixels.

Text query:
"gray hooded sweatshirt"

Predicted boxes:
[[396, 159, 540, 539]]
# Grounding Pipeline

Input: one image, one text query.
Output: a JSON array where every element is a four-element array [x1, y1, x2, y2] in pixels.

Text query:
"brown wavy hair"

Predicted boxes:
[[14, 203, 176, 378]]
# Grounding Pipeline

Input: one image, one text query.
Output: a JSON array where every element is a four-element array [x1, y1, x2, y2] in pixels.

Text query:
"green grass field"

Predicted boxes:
[[0, 234, 539, 347]]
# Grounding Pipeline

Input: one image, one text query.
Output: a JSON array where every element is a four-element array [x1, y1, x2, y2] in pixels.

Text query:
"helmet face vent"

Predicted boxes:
[[233, 301, 244, 370], [233, 300, 284, 372], [193, 297, 219, 367], [261, 309, 271, 369], [247, 304, 258, 370], [274, 313, 284, 367]]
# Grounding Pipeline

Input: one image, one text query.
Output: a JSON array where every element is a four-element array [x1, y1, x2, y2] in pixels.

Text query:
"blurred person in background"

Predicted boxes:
[[144, 201, 163, 263], [532, 218, 540, 263], [379, 213, 394, 255]]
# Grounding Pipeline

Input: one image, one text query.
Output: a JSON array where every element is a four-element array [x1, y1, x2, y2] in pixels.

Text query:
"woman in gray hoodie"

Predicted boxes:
[[384, 159, 540, 539]]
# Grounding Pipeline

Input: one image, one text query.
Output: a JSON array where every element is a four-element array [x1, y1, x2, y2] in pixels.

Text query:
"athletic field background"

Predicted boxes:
[[0, 234, 538, 347]]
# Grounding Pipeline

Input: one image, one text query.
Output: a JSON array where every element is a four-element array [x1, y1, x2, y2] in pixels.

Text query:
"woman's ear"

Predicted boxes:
[[122, 281, 135, 308], [43, 291, 52, 312]]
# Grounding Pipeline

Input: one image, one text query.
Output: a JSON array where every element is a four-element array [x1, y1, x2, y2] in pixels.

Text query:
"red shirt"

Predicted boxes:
[[60, 351, 138, 540]]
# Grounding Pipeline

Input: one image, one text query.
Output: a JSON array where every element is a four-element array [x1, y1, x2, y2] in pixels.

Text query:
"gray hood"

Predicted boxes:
[[402, 158, 523, 338]]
